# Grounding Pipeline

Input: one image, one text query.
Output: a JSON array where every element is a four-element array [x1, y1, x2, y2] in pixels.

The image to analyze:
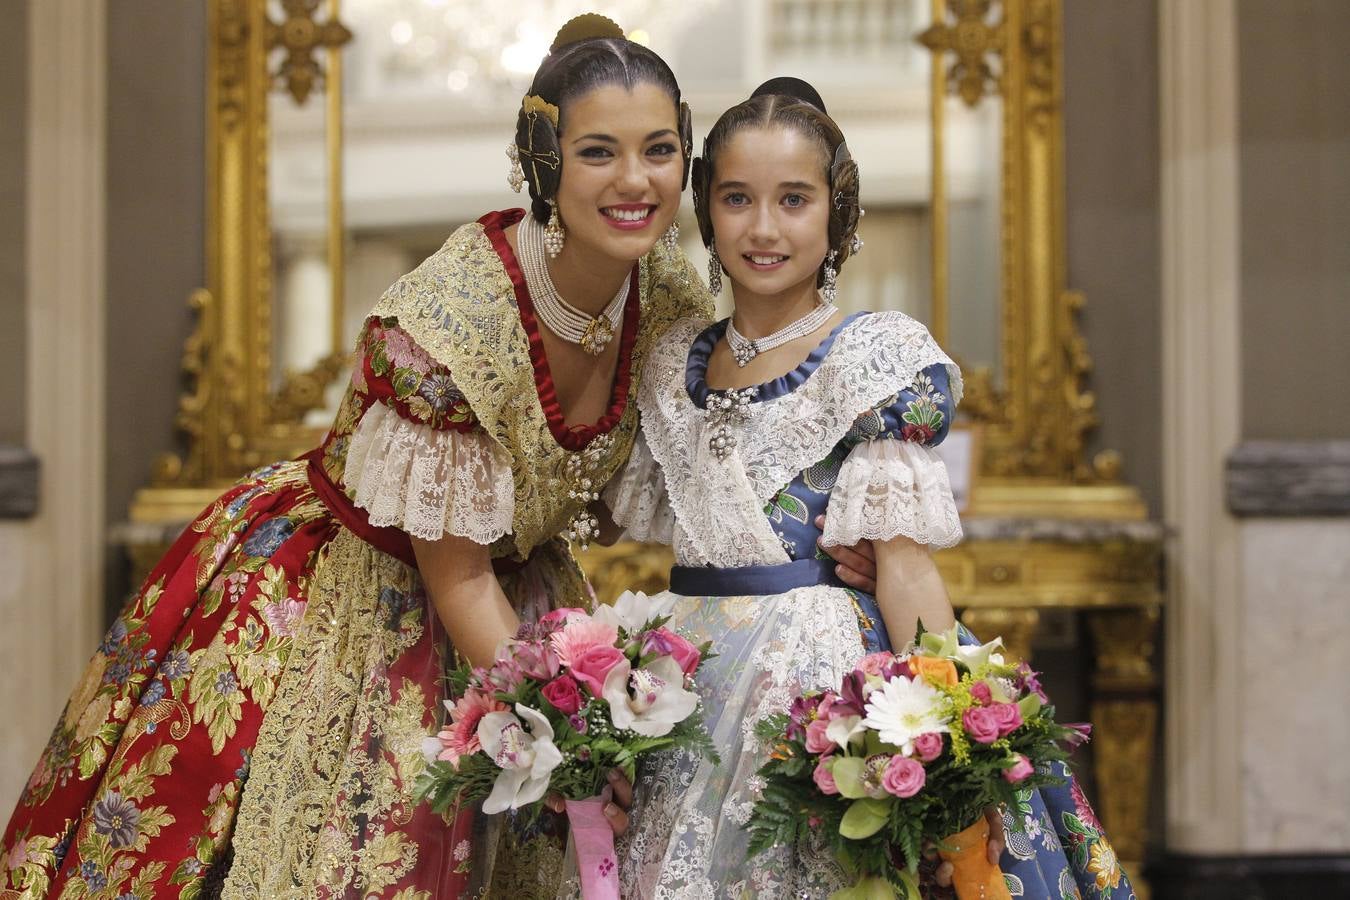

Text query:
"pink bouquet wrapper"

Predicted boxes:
[[565, 796, 620, 899]]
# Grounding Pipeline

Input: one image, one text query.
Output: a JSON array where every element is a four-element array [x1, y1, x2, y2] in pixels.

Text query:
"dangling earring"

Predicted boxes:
[[821, 250, 839, 305], [506, 142, 525, 193], [850, 233, 864, 255], [660, 222, 679, 253], [707, 247, 723, 294], [544, 201, 565, 258]]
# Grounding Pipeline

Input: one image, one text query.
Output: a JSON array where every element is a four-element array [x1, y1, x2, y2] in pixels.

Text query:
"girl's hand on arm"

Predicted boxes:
[[410, 533, 519, 669], [814, 514, 878, 592]]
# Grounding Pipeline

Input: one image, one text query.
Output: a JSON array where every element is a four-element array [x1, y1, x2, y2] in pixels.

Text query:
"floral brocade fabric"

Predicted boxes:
[[0, 209, 713, 900]]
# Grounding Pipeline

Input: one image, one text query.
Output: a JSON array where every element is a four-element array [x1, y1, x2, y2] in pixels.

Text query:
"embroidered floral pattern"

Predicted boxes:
[[900, 369, 948, 443]]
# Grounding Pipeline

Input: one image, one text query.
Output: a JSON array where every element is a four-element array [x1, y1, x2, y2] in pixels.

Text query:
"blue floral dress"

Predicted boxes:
[[604, 311, 1134, 899]]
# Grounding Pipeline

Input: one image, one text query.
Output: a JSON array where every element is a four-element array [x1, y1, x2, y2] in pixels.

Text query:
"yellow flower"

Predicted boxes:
[[75, 693, 113, 743], [64, 654, 108, 729], [1087, 839, 1122, 890]]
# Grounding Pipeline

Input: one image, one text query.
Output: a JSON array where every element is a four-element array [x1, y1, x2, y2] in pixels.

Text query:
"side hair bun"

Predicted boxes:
[[550, 13, 625, 52]]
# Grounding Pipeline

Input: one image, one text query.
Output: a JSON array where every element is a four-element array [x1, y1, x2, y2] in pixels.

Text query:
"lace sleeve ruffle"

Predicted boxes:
[[344, 402, 515, 544], [822, 438, 962, 550], [602, 430, 675, 544]]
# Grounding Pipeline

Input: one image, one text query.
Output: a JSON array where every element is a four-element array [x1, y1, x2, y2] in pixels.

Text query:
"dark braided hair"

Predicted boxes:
[[514, 16, 693, 224], [691, 78, 861, 286]]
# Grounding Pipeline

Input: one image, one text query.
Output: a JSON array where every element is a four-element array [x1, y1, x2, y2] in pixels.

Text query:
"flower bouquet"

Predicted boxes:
[[416, 591, 716, 899], [745, 626, 1090, 900]]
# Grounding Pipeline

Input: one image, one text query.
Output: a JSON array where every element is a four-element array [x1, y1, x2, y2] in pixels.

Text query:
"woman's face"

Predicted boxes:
[[554, 82, 684, 264], [708, 126, 831, 302]]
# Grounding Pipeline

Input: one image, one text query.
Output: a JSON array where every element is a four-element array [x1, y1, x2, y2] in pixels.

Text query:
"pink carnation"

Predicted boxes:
[[1003, 753, 1035, 783], [435, 690, 508, 767], [882, 755, 926, 798], [551, 619, 620, 668], [812, 758, 840, 795], [962, 706, 1001, 744], [857, 652, 896, 676], [539, 607, 588, 633], [913, 732, 944, 763]]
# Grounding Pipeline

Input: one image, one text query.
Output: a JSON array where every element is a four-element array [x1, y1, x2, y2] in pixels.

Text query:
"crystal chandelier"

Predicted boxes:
[[342, 0, 718, 104]]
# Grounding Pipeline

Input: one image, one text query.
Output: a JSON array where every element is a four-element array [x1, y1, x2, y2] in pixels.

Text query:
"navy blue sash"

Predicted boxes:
[[668, 557, 847, 597]]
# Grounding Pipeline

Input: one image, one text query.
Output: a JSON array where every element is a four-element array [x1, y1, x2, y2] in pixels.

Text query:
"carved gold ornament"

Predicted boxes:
[[265, 0, 353, 105]]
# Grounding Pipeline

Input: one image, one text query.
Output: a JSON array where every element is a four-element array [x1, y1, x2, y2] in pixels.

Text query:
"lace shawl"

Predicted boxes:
[[639, 311, 962, 567], [365, 216, 712, 560], [602, 430, 676, 544]]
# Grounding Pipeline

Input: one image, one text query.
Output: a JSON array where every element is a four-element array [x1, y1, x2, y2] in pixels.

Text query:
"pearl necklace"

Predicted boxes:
[[517, 214, 628, 356], [725, 300, 838, 367]]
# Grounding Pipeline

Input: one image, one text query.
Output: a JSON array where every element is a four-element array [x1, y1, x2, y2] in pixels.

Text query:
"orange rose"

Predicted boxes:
[[910, 656, 959, 687]]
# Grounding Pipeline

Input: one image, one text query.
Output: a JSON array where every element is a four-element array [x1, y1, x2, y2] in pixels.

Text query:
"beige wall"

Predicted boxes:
[[104, 3, 206, 608], [0, 0, 28, 446], [1064, 0, 1163, 515], [1238, 0, 1350, 440]]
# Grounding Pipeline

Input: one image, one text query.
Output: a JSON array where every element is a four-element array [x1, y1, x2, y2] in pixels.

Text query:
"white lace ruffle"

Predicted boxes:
[[639, 311, 962, 568], [601, 430, 676, 544], [822, 438, 963, 550], [343, 402, 515, 544]]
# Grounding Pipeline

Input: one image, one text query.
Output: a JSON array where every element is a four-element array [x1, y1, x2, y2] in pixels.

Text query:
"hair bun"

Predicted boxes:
[[750, 77, 827, 114], [550, 13, 626, 52]]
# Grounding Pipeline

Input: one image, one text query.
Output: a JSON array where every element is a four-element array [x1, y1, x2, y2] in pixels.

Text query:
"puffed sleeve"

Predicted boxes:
[[821, 363, 963, 550], [343, 317, 515, 544], [601, 430, 675, 544]]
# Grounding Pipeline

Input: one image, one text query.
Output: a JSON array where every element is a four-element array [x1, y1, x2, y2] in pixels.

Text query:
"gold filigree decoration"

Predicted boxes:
[[265, 0, 352, 105], [919, 0, 1007, 108], [266, 351, 352, 424], [522, 94, 560, 128]]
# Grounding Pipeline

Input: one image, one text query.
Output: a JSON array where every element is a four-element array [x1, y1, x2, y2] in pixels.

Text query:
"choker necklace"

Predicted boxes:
[[518, 214, 629, 356], [725, 300, 838, 367]]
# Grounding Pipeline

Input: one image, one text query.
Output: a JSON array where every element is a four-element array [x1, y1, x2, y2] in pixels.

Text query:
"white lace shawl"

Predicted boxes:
[[822, 439, 963, 550], [602, 430, 676, 545], [343, 402, 515, 544], [638, 311, 963, 567]]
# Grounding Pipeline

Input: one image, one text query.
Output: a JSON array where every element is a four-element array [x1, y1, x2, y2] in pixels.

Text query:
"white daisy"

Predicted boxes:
[[860, 675, 950, 755]]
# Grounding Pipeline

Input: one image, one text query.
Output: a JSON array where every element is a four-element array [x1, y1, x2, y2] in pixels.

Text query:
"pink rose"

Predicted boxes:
[[962, 706, 1001, 744], [812, 758, 840, 795], [1003, 753, 1035, 783], [913, 732, 944, 763], [569, 645, 626, 696], [881, 755, 926, 798], [857, 652, 895, 676], [804, 718, 834, 755], [991, 702, 1023, 737], [541, 674, 583, 715], [539, 607, 588, 632], [970, 681, 993, 706], [642, 628, 701, 676]]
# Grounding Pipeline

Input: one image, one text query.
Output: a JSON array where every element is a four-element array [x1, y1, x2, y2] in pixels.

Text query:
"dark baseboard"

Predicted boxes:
[[1147, 852, 1350, 900], [0, 445, 39, 519]]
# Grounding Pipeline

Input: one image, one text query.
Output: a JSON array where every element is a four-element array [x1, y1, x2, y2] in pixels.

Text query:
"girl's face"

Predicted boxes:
[[708, 126, 831, 302], [554, 82, 684, 264]]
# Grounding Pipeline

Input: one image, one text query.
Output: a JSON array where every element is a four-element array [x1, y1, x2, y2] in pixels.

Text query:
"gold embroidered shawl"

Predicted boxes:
[[369, 216, 711, 566]]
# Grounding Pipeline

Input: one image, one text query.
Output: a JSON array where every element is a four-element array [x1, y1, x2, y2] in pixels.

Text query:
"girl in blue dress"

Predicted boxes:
[[602, 78, 1134, 899]]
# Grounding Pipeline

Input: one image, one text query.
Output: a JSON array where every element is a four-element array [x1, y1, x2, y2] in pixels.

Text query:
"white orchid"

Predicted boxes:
[[826, 714, 866, 750], [603, 654, 699, 738], [593, 590, 672, 634], [861, 675, 950, 756], [477, 704, 563, 814]]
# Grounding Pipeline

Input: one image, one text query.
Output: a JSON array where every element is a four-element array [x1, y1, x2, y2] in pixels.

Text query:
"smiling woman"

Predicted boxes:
[[0, 14, 716, 900]]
